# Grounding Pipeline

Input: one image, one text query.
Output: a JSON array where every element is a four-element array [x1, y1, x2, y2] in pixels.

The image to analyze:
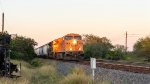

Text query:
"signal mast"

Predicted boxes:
[[0, 13, 20, 77]]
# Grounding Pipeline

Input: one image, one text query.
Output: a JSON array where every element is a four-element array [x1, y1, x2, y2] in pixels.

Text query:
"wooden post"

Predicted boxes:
[[125, 31, 127, 53]]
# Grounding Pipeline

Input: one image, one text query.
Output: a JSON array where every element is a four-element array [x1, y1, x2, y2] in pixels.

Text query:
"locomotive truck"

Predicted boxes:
[[35, 33, 84, 60]]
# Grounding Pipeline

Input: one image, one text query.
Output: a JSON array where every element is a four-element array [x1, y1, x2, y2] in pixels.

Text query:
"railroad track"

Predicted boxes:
[[41, 57, 150, 74], [77, 60, 150, 74]]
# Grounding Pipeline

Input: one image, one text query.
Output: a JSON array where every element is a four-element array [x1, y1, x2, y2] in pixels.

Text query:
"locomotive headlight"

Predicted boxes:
[[73, 39, 77, 45], [70, 48, 72, 51], [79, 47, 82, 50]]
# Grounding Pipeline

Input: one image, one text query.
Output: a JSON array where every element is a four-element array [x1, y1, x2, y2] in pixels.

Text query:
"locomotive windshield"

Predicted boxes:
[[64, 36, 73, 40], [74, 36, 81, 40]]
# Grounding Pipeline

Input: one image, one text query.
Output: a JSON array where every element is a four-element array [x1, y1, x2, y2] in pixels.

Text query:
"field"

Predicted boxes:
[[0, 58, 92, 84]]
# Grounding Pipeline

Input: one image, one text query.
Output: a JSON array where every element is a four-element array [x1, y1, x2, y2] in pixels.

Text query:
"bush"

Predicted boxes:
[[134, 37, 150, 62], [83, 34, 113, 59], [60, 67, 92, 84], [84, 43, 112, 59], [30, 65, 60, 84], [106, 51, 125, 60], [10, 36, 37, 62], [30, 59, 42, 67], [104, 44, 126, 60], [69, 67, 85, 75], [83, 44, 92, 59]]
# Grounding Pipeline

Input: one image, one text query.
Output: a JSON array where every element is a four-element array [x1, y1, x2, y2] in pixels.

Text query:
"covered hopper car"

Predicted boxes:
[[35, 33, 84, 60]]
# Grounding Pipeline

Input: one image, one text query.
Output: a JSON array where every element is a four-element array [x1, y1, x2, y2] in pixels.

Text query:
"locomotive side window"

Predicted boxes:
[[74, 36, 81, 40], [64, 36, 73, 40]]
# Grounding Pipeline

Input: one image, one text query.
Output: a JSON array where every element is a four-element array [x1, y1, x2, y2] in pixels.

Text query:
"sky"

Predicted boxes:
[[0, 0, 150, 51]]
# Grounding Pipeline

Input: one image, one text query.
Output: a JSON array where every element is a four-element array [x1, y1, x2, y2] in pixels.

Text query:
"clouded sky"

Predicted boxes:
[[0, 0, 150, 50]]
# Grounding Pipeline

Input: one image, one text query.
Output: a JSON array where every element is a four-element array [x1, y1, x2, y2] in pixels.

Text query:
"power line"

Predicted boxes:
[[125, 31, 140, 52]]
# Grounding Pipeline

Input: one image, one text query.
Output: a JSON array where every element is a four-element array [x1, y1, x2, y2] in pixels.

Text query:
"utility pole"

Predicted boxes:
[[125, 31, 139, 52], [2, 13, 4, 32], [2, 12, 4, 33], [125, 31, 127, 52]]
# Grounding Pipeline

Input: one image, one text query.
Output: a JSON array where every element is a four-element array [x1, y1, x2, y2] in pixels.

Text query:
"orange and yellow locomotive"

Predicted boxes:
[[35, 33, 84, 60]]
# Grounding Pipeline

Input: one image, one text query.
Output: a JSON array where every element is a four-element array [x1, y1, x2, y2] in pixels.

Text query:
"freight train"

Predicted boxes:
[[35, 33, 84, 60]]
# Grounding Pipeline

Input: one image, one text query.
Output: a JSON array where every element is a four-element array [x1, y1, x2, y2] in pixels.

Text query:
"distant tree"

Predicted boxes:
[[10, 36, 37, 61], [133, 37, 150, 61], [83, 34, 113, 59], [113, 45, 126, 52], [106, 44, 126, 60]]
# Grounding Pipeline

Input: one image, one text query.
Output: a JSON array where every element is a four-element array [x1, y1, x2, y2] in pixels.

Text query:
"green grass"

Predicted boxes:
[[30, 65, 59, 84], [0, 58, 93, 84], [97, 53, 150, 65], [0, 58, 60, 84], [120, 54, 150, 64]]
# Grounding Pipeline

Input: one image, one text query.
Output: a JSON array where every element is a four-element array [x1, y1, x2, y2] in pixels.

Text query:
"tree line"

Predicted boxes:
[[1, 32, 150, 62], [0, 32, 37, 62], [83, 34, 150, 61]]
